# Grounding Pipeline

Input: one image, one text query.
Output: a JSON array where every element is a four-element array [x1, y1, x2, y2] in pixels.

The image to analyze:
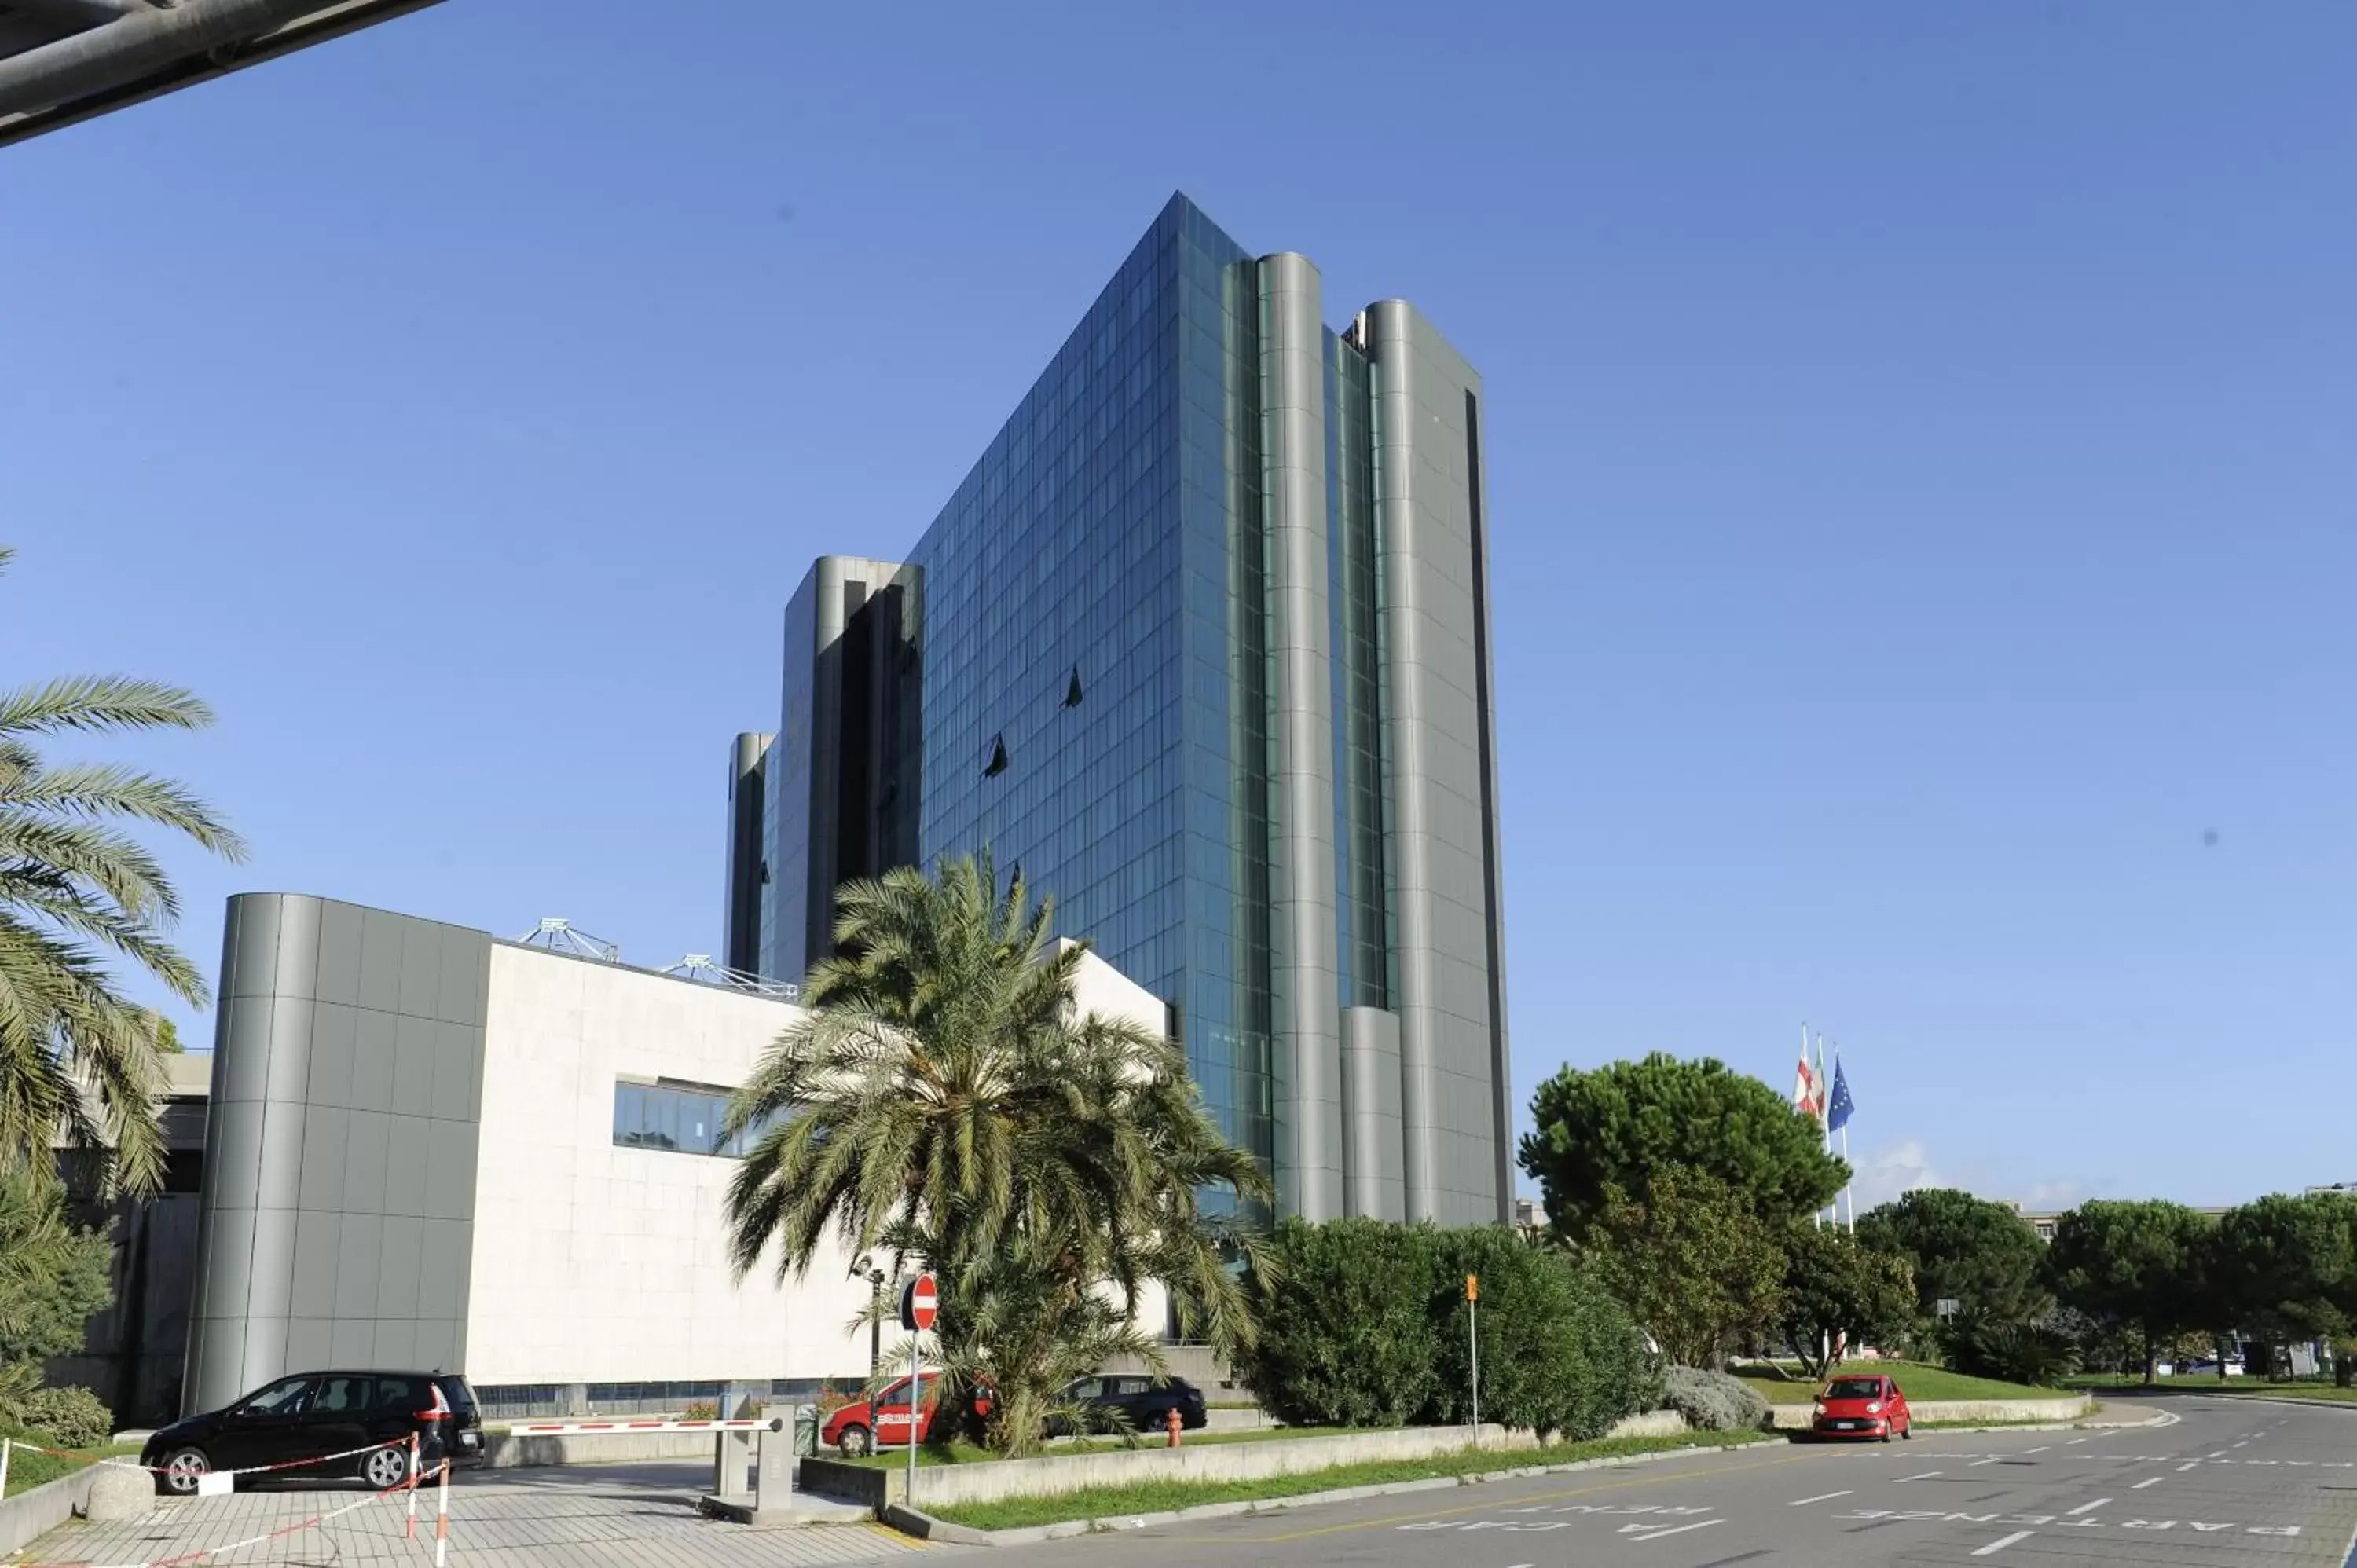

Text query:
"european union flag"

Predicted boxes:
[[1827, 1058, 1856, 1133]]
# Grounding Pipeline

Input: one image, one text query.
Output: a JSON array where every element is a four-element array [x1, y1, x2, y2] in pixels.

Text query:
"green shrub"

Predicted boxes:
[[680, 1400, 720, 1422], [1236, 1220, 1657, 1441], [1658, 1365, 1769, 1431], [1234, 1218, 1443, 1427], [20, 1384, 113, 1449]]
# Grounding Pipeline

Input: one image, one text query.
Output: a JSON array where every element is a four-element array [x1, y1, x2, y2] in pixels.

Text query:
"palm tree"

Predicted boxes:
[[0, 548, 246, 1194], [722, 853, 1269, 1453]]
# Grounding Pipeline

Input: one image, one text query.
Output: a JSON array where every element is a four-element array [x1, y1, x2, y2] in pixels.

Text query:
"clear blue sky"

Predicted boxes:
[[5, 2, 2350, 1211]]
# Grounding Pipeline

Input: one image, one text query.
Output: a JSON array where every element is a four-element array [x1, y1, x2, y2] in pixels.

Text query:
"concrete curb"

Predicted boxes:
[[876, 1438, 1781, 1546]]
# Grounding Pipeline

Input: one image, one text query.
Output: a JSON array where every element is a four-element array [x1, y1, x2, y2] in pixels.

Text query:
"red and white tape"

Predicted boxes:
[[0, 1434, 408, 1478], [18, 1460, 441, 1568]]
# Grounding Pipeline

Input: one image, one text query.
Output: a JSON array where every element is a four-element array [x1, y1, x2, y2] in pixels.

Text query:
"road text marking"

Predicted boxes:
[[1974, 1530, 2036, 1557]]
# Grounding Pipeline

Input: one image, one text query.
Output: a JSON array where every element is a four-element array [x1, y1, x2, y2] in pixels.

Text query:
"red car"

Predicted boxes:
[[820, 1374, 992, 1457], [1813, 1372, 1912, 1441]]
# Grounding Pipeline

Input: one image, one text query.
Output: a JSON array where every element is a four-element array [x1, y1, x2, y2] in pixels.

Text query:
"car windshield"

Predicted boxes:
[[239, 1376, 313, 1415], [1826, 1379, 1885, 1400]]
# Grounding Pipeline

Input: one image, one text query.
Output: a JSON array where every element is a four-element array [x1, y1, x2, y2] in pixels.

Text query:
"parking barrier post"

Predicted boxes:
[[434, 1458, 449, 1568], [406, 1434, 420, 1537]]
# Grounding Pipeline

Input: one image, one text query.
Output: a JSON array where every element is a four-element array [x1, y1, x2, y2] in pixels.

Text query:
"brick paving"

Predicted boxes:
[[22, 1467, 948, 1568]]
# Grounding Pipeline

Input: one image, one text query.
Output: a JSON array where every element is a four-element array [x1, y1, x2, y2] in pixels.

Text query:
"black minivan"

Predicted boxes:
[[142, 1372, 483, 1494]]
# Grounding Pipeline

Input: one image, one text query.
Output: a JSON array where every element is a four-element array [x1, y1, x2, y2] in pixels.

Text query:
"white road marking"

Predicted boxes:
[[1970, 1456, 2003, 1467], [2132, 1477, 2163, 1489], [1789, 1490, 1852, 1507], [1897, 1470, 1943, 1482], [2177, 1461, 2201, 1471], [1973, 1529, 2036, 1556], [1628, 1519, 1723, 1543], [2066, 1437, 2088, 1445], [2065, 1498, 2111, 1515], [2020, 1445, 2050, 1455]]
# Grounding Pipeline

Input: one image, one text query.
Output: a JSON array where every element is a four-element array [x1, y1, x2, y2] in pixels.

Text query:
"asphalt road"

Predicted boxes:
[[1052, 1398, 2357, 1567]]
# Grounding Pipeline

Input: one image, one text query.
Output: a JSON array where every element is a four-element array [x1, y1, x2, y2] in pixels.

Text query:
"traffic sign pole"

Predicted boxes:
[[897, 1273, 939, 1506], [1466, 1274, 1481, 1437]]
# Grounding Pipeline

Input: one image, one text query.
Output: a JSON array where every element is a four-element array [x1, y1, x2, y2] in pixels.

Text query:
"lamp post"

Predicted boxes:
[[852, 1256, 886, 1376]]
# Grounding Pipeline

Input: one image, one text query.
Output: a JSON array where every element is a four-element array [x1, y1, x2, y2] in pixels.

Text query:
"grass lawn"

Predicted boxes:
[[926, 1428, 1779, 1533], [837, 1424, 1358, 1469], [1733, 1361, 2060, 1405], [2, 1434, 144, 1499]]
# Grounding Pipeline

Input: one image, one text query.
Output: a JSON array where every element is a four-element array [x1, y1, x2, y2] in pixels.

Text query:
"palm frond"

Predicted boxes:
[[0, 675, 215, 738]]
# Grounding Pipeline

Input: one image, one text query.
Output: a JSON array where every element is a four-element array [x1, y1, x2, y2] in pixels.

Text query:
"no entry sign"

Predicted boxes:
[[900, 1272, 939, 1332]]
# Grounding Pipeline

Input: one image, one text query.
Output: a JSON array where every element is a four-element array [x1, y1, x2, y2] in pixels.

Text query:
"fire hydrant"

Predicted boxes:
[[1166, 1407, 1182, 1448]]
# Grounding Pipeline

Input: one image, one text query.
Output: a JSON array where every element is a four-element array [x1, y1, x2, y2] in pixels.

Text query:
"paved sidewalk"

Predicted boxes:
[[23, 1467, 944, 1568]]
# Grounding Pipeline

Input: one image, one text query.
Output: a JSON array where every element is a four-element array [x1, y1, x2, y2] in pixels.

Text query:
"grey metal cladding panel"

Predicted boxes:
[[289, 1211, 340, 1319], [350, 1009, 398, 1112], [398, 918, 441, 1017], [374, 1317, 418, 1368], [252, 1098, 307, 1212], [270, 895, 321, 1002], [225, 894, 280, 998], [217, 998, 273, 1104], [413, 1319, 459, 1375], [332, 1214, 384, 1319], [238, 1316, 289, 1396], [340, 1110, 391, 1214], [306, 1002, 357, 1112], [437, 926, 489, 1028], [390, 1014, 434, 1117], [376, 1215, 425, 1319], [298, 1106, 349, 1212], [313, 900, 364, 1006], [357, 909, 405, 1013], [284, 1318, 333, 1376], [329, 1317, 374, 1368], [416, 1218, 466, 1318], [262, 997, 313, 1105], [381, 1115, 430, 1218], [200, 1206, 255, 1319], [207, 1098, 264, 1209], [428, 1022, 475, 1122], [423, 1119, 474, 1221], [246, 1204, 299, 1323]]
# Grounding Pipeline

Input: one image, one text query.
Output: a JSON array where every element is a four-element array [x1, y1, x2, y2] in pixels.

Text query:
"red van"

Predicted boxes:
[[820, 1374, 992, 1457]]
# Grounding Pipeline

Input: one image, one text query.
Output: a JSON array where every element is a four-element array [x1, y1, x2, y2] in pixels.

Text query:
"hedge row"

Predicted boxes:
[[1233, 1219, 1659, 1440]]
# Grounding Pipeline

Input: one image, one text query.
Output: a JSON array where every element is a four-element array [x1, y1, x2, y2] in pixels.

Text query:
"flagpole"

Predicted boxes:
[[1816, 1033, 1835, 1227], [1802, 1024, 1821, 1231], [1835, 1042, 1853, 1232]]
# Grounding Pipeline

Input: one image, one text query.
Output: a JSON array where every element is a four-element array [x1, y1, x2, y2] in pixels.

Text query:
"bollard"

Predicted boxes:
[[1166, 1407, 1182, 1449], [405, 1434, 420, 1537], [434, 1459, 449, 1568]]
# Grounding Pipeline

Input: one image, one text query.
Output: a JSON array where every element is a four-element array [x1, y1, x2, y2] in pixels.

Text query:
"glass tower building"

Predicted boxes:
[[725, 194, 1510, 1225]]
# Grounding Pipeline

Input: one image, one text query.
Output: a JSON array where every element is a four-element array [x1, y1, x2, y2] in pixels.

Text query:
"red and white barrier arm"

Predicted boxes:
[[500, 1416, 782, 1434]]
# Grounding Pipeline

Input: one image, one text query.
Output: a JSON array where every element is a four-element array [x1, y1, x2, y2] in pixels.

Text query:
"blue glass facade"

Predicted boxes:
[[735, 194, 1512, 1223]]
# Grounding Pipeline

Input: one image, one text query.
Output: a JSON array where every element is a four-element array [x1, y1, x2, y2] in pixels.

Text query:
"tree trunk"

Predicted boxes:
[[2143, 1333, 2157, 1387]]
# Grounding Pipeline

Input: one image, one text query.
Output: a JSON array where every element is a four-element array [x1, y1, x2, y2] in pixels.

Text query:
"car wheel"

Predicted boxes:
[[837, 1424, 871, 1459], [362, 1445, 414, 1490], [1901, 1420, 1912, 1440], [159, 1446, 213, 1497]]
